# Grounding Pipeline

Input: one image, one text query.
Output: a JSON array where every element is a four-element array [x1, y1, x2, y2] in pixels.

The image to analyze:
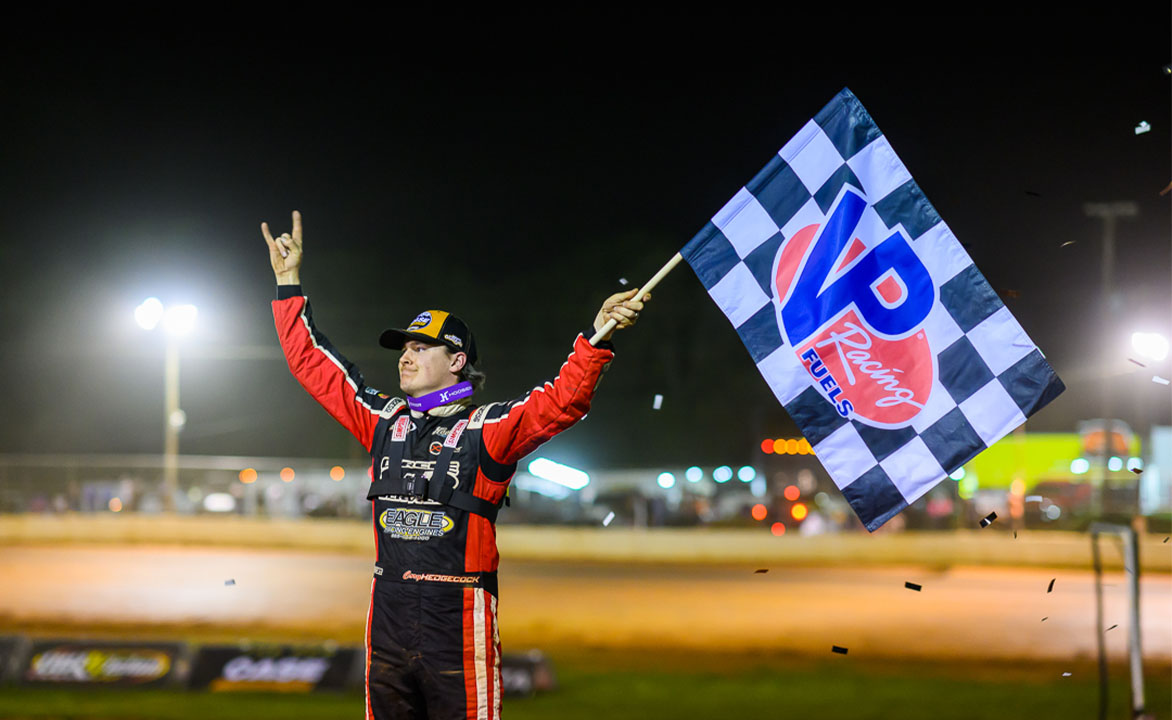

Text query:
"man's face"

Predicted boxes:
[[398, 339, 463, 397]]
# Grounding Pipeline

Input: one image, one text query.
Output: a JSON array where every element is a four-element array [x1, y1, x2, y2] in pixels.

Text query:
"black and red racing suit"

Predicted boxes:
[[273, 286, 613, 719]]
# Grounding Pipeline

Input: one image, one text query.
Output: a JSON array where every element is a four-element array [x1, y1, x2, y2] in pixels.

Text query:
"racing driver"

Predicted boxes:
[[262, 211, 646, 719]]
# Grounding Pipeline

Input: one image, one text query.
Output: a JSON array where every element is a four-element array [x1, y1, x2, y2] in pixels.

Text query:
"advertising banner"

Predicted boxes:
[[20, 640, 183, 686], [189, 644, 358, 692]]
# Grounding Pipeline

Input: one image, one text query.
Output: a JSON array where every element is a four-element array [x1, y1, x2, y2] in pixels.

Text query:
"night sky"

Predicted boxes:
[[1, 17, 1169, 471]]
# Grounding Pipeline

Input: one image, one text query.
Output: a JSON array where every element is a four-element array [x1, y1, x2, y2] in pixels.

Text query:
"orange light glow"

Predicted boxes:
[[751, 503, 768, 521], [761, 439, 774, 454], [791, 502, 808, 521], [798, 438, 812, 455], [239, 468, 257, 484], [783, 485, 800, 501], [770, 522, 786, 536], [772, 439, 785, 454], [786, 439, 799, 454], [330, 466, 345, 481], [280, 467, 295, 482], [108, 497, 122, 512]]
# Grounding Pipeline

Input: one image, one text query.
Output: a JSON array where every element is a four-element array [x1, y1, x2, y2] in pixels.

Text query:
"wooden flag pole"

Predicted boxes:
[[589, 252, 685, 346]]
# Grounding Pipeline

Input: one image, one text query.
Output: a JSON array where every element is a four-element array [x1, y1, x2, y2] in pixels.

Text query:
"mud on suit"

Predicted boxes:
[[273, 286, 613, 719]]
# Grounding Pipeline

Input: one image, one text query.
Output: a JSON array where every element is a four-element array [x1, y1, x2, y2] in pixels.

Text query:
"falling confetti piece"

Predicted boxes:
[[1062, 672, 1072, 677], [754, 569, 769, 574], [618, 278, 629, 286], [1134, 121, 1151, 135], [1041, 617, 1048, 622], [1047, 578, 1055, 593], [1128, 358, 1147, 367], [980, 512, 997, 528], [1004, 289, 1021, 299], [904, 582, 922, 592], [602, 511, 615, 527], [1153, 376, 1170, 385], [1106, 624, 1118, 632], [1060, 240, 1076, 248], [1013, 531, 1017, 539], [1164, 537, 1169, 543], [225, 579, 236, 586], [831, 646, 848, 655], [652, 394, 663, 410], [1131, 467, 1143, 475]]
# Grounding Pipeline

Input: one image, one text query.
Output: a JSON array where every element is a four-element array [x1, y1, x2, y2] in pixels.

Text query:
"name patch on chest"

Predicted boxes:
[[378, 507, 454, 541]]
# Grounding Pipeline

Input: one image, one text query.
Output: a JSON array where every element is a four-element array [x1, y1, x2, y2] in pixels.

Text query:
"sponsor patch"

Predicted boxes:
[[429, 441, 443, 455], [378, 507, 454, 540], [444, 419, 469, 448], [408, 311, 432, 330], [391, 416, 411, 442], [443, 333, 463, 347]]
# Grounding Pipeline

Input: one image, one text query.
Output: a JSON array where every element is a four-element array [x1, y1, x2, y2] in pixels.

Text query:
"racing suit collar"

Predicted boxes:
[[410, 399, 473, 419]]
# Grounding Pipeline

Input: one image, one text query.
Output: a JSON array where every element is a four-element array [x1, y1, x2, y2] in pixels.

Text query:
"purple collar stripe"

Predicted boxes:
[[407, 382, 474, 412]]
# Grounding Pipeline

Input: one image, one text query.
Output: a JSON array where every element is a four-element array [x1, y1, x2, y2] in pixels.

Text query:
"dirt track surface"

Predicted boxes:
[[2, 545, 1168, 665]]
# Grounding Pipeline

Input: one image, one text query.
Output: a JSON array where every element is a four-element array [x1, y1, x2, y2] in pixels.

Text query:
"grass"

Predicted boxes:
[[0, 648, 1167, 720]]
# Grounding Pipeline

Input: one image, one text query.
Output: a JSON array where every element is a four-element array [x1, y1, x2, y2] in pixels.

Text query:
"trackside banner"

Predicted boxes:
[[681, 88, 1064, 531], [188, 644, 359, 692], [20, 641, 183, 686]]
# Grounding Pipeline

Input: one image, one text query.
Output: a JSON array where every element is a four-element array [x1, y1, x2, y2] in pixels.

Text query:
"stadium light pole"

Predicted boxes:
[[1083, 202, 1137, 517], [135, 298, 198, 513]]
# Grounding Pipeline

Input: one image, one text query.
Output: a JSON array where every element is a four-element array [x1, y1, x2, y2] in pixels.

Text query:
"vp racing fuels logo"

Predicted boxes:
[[775, 188, 935, 426], [379, 507, 454, 541]]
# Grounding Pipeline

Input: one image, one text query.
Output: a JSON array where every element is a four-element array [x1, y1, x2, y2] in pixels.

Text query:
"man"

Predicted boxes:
[[262, 211, 646, 720]]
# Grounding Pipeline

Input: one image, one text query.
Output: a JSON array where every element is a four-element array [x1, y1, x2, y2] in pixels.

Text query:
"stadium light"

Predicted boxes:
[[657, 472, 676, 489], [134, 297, 199, 513], [1131, 332, 1169, 362], [685, 467, 703, 483], [713, 466, 733, 483], [528, 458, 590, 490], [738, 466, 756, 482]]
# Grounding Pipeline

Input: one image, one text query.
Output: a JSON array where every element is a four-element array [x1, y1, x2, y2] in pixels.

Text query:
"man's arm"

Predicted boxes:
[[265, 211, 385, 451], [479, 289, 648, 466]]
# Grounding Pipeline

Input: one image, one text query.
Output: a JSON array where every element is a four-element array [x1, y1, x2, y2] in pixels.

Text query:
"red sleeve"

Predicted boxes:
[[480, 333, 614, 465], [273, 294, 385, 451]]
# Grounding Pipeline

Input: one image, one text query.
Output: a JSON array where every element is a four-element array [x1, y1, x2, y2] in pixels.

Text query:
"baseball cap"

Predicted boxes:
[[379, 310, 478, 365]]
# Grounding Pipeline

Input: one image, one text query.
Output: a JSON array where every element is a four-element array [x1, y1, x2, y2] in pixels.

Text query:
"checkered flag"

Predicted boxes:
[[681, 88, 1064, 531]]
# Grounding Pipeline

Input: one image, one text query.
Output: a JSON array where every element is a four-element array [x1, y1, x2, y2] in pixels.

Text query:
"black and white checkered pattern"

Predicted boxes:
[[681, 88, 1064, 531]]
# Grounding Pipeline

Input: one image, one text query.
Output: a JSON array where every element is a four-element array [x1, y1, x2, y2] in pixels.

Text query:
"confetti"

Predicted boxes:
[[652, 394, 663, 410], [225, 579, 236, 586], [602, 511, 615, 527], [1047, 578, 1055, 593], [831, 646, 848, 655], [1106, 624, 1118, 632], [1041, 617, 1048, 622], [618, 278, 629, 286], [979, 512, 997, 528], [1164, 537, 1169, 543], [1062, 672, 1072, 677], [1128, 358, 1146, 367], [1060, 240, 1077, 248], [904, 582, 922, 592], [1135, 121, 1151, 135], [1013, 531, 1017, 539], [1004, 289, 1021, 299], [1153, 376, 1170, 385], [754, 569, 769, 574], [1131, 467, 1143, 475]]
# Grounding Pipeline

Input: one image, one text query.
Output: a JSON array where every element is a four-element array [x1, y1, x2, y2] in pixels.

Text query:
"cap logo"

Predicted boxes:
[[443, 333, 463, 347], [408, 312, 432, 330]]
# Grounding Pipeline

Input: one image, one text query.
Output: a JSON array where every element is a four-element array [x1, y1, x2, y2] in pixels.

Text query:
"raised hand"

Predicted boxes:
[[261, 210, 304, 284]]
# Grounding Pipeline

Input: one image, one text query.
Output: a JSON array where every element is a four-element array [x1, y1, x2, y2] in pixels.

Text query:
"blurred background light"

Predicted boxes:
[[528, 458, 589, 490], [949, 467, 966, 481], [751, 504, 767, 521], [790, 503, 808, 521], [713, 466, 733, 483], [737, 466, 755, 482], [685, 467, 703, 483], [770, 522, 786, 536], [1070, 458, 1090, 474], [1130, 331, 1168, 361], [1107, 456, 1123, 472], [330, 466, 345, 481], [134, 297, 164, 330], [238, 468, 257, 484], [657, 472, 675, 489], [783, 485, 800, 501], [280, 467, 295, 482], [203, 493, 236, 513], [162, 304, 198, 336]]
